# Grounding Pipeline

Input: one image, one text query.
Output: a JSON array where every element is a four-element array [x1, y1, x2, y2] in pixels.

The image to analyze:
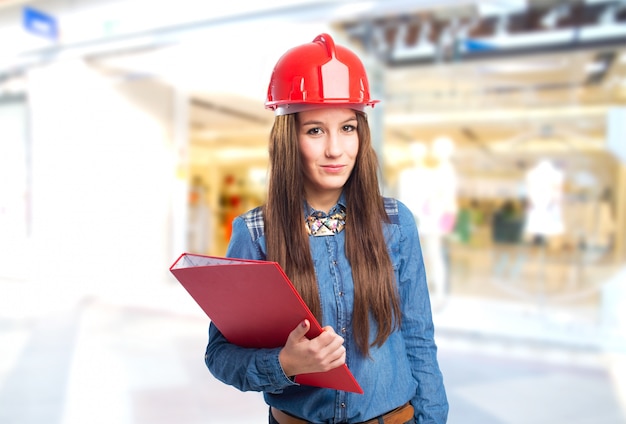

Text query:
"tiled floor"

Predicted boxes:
[[1, 275, 625, 424]]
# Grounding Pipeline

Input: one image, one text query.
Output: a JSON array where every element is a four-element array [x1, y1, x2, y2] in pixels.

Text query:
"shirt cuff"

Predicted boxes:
[[262, 348, 299, 392]]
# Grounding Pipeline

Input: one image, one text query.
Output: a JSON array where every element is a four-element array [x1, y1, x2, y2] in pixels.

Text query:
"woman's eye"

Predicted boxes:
[[307, 128, 323, 135], [343, 125, 356, 132]]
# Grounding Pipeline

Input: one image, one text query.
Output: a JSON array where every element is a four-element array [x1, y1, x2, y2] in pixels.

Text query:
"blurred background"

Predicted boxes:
[[0, 0, 625, 423]]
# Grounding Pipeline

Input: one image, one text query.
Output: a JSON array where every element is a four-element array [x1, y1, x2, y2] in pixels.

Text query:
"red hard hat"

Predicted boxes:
[[265, 33, 379, 115]]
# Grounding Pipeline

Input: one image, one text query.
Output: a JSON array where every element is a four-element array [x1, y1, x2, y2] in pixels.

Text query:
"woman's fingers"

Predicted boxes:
[[279, 322, 346, 376]]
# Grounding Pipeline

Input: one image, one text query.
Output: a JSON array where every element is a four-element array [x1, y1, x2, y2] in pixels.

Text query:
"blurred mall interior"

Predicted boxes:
[[1, 0, 626, 423]]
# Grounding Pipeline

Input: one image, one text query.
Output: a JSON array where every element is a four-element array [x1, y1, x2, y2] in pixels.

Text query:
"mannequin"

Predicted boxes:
[[522, 159, 566, 294], [524, 159, 565, 242], [397, 141, 429, 222], [398, 137, 458, 305]]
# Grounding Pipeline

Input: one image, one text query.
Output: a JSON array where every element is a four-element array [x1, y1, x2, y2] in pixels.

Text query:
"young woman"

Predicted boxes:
[[205, 33, 448, 424]]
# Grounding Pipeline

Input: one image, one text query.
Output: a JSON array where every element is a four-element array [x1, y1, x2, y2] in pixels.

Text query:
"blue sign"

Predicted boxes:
[[463, 39, 496, 52], [23, 6, 58, 40]]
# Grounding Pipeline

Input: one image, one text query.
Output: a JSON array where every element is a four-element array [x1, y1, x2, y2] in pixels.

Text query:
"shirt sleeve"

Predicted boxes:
[[395, 201, 449, 423], [204, 215, 297, 393]]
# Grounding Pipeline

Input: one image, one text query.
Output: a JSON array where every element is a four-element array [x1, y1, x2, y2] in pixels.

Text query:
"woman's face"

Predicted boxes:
[[296, 107, 359, 207]]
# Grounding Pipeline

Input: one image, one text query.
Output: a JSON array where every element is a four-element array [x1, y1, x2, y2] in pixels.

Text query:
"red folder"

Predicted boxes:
[[169, 252, 363, 394]]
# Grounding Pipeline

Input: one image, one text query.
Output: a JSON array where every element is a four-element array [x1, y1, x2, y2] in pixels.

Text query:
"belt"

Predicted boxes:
[[270, 402, 414, 424]]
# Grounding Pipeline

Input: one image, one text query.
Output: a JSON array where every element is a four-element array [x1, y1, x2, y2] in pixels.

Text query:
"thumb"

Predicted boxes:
[[290, 319, 311, 340]]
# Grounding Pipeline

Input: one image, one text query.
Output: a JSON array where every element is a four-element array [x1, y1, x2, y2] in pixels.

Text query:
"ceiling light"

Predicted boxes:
[[579, 22, 626, 42], [392, 43, 436, 61], [540, 4, 571, 29], [477, 1, 526, 17], [479, 60, 566, 74], [585, 61, 607, 74]]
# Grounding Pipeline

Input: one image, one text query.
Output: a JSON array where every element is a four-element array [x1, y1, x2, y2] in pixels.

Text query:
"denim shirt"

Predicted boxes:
[[205, 196, 448, 423]]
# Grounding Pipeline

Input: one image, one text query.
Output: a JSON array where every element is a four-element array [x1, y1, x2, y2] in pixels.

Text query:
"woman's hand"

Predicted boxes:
[[278, 319, 346, 378]]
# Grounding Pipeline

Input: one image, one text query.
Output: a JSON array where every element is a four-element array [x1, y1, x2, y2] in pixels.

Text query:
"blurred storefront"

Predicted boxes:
[[0, 0, 624, 301]]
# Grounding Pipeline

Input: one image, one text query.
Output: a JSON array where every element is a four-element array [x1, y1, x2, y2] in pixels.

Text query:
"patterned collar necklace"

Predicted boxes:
[[305, 205, 346, 236]]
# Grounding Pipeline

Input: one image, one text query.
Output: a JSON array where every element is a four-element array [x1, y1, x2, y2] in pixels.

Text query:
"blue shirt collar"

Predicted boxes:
[[303, 192, 347, 217]]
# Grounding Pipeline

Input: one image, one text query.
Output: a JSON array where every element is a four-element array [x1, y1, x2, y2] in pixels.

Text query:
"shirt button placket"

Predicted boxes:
[[328, 237, 347, 422]]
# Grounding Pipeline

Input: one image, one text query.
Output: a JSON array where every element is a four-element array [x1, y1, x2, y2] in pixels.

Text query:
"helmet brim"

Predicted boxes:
[[269, 101, 379, 116]]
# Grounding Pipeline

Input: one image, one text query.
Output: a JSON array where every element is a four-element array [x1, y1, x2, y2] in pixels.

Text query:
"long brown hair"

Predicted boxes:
[[263, 111, 401, 356]]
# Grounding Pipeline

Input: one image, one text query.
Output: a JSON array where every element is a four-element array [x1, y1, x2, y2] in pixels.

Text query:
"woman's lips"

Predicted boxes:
[[322, 165, 345, 173]]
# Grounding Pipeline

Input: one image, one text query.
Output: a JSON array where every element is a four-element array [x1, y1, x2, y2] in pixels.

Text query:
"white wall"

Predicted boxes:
[[0, 99, 29, 280], [27, 59, 181, 302]]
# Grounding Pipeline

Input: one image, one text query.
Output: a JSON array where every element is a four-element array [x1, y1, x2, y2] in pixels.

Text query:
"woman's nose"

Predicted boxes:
[[325, 133, 342, 157]]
